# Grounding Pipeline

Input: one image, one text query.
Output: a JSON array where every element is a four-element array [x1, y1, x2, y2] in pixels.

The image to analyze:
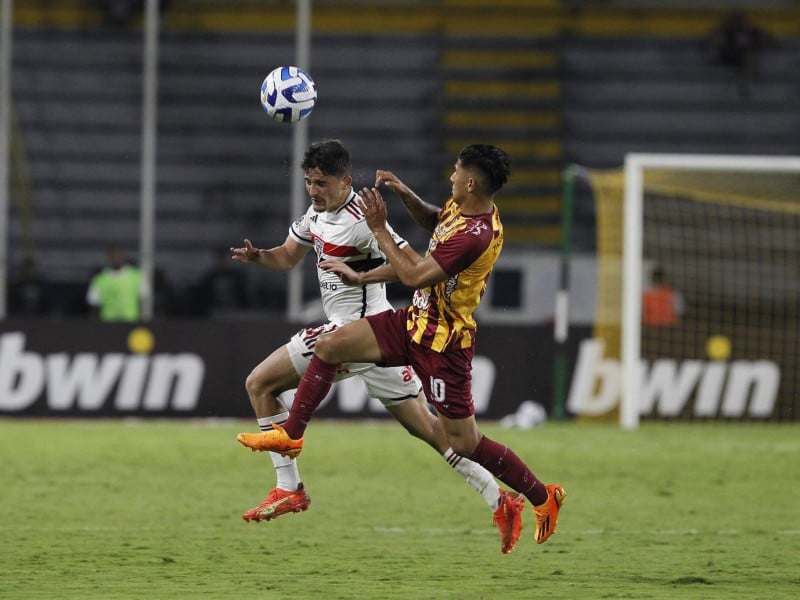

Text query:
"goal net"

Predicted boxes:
[[568, 154, 800, 427]]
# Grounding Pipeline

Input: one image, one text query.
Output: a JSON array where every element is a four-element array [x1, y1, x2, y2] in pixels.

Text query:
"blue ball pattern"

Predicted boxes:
[[261, 66, 317, 123]]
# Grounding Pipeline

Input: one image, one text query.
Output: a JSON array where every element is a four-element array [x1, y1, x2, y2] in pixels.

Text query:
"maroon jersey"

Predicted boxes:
[[407, 198, 503, 352]]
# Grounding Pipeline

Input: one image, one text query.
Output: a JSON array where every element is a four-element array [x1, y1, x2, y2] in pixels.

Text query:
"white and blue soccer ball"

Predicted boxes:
[[260, 66, 317, 123]]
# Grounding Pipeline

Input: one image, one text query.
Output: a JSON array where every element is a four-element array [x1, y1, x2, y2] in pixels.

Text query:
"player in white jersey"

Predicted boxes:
[[231, 140, 524, 554], [291, 188, 402, 322]]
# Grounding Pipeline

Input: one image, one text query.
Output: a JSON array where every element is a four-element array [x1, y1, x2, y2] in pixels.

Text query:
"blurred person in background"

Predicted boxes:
[[231, 139, 525, 554], [704, 11, 777, 97], [152, 266, 182, 318], [642, 266, 684, 327], [86, 245, 148, 322], [197, 246, 249, 317], [8, 257, 51, 316], [97, 0, 143, 27], [96, 0, 171, 27]]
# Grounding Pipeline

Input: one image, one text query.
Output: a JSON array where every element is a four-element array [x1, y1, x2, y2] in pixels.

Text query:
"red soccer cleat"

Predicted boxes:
[[493, 489, 525, 554], [242, 484, 311, 522], [532, 484, 567, 544]]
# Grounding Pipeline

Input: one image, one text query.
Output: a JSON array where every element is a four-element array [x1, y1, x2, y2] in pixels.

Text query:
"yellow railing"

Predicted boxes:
[[13, 1, 800, 37]]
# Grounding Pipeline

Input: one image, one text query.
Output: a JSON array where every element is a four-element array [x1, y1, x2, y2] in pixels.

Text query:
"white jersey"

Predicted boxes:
[[289, 189, 408, 324]]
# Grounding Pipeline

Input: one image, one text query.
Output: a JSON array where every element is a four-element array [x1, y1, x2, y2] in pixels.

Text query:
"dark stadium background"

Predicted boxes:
[[2, 0, 798, 420]]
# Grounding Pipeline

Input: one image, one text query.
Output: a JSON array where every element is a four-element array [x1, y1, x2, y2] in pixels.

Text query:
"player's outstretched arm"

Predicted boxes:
[[230, 236, 309, 271], [320, 260, 393, 285], [358, 187, 447, 289], [320, 246, 421, 286], [375, 169, 440, 233]]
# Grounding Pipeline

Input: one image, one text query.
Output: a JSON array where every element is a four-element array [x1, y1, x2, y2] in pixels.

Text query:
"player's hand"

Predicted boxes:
[[319, 260, 361, 286], [358, 187, 388, 234], [375, 170, 410, 196], [230, 239, 260, 263]]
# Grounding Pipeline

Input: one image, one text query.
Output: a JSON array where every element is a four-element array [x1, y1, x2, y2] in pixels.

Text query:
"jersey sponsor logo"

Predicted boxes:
[[465, 219, 488, 236], [567, 339, 780, 418], [399, 366, 414, 383], [412, 289, 430, 311], [0, 332, 205, 413], [444, 273, 459, 305]]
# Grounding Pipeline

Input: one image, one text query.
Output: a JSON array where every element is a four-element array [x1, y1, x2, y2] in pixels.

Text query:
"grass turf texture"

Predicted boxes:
[[1, 420, 798, 599]]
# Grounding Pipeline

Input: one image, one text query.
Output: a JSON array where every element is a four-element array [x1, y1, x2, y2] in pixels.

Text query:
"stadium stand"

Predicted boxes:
[[562, 36, 800, 168], [442, 35, 563, 246], [6, 1, 800, 314], [10, 25, 443, 300]]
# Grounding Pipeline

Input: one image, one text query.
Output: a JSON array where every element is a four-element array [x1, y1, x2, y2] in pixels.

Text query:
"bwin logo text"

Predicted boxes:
[[0, 332, 205, 412]]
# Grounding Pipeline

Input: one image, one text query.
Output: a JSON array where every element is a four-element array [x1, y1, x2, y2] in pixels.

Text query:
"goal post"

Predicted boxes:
[[621, 153, 800, 429]]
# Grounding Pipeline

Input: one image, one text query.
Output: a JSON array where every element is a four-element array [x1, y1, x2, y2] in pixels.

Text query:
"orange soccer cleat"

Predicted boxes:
[[493, 489, 525, 554], [532, 484, 567, 544], [242, 484, 311, 522], [236, 423, 304, 458]]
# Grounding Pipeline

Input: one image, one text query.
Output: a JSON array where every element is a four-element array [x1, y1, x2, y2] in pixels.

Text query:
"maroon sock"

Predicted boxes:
[[283, 357, 338, 439], [470, 435, 548, 506]]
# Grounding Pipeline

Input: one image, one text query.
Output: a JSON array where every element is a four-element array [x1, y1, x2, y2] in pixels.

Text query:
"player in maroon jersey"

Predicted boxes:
[[238, 144, 566, 545]]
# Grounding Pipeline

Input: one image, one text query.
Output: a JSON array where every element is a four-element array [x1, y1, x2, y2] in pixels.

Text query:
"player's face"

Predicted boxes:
[[449, 159, 472, 205], [304, 168, 352, 212]]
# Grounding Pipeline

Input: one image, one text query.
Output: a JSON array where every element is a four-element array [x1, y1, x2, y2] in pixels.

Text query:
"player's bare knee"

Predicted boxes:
[[244, 370, 259, 396], [245, 369, 276, 398], [313, 333, 339, 363]]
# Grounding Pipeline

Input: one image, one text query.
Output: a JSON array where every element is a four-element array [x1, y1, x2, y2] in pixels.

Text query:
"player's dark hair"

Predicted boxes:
[[458, 144, 511, 194], [302, 139, 351, 177]]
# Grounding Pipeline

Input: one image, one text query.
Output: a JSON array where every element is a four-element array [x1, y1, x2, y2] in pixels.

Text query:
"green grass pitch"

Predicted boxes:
[[1, 419, 798, 599]]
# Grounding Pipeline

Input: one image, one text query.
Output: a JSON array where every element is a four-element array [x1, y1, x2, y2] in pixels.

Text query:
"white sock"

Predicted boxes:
[[257, 413, 302, 492], [443, 448, 502, 510]]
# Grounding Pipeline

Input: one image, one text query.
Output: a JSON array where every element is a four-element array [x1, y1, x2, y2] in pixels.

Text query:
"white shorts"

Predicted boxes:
[[286, 322, 422, 406]]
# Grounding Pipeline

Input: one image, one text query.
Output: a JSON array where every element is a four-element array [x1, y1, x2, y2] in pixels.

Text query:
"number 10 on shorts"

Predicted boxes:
[[430, 377, 446, 403]]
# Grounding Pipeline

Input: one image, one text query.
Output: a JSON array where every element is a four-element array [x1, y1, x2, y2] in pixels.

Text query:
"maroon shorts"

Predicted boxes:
[[366, 308, 475, 419]]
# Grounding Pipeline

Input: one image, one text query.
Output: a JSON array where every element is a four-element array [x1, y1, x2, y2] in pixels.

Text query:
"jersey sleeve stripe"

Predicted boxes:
[[290, 225, 313, 245]]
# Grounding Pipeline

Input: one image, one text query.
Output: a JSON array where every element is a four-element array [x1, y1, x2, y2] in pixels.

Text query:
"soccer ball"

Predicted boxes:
[[260, 66, 317, 123]]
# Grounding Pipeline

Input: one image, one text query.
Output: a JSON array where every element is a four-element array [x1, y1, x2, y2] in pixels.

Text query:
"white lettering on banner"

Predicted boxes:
[[567, 339, 780, 418], [46, 352, 126, 410], [280, 355, 496, 414], [566, 339, 619, 415], [0, 332, 205, 412], [0, 333, 45, 410]]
